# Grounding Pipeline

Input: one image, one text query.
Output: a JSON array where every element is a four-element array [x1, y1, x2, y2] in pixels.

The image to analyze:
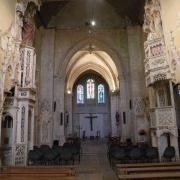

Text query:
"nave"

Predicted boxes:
[[2, 138, 180, 180], [0, 139, 118, 180], [77, 140, 118, 180], [1, 0, 180, 179]]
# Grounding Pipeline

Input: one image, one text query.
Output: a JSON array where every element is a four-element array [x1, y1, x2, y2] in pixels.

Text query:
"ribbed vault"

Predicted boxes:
[[65, 50, 119, 92]]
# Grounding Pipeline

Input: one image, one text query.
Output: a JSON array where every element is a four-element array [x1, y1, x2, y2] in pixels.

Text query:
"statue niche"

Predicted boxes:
[[22, 2, 37, 46]]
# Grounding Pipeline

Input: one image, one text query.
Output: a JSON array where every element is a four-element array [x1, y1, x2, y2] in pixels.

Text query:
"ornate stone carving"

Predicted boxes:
[[144, 37, 172, 86], [20, 46, 36, 88], [143, 0, 163, 39], [40, 99, 51, 144], [15, 144, 26, 165], [25, 50, 31, 85], [153, 73, 167, 82], [22, 2, 37, 46], [133, 97, 146, 115], [143, 0, 173, 86], [150, 107, 176, 129], [158, 108, 174, 127], [40, 99, 51, 112], [21, 106, 26, 142]]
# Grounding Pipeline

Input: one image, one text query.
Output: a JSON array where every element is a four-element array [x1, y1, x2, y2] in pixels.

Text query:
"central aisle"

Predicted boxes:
[[77, 140, 118, 180]]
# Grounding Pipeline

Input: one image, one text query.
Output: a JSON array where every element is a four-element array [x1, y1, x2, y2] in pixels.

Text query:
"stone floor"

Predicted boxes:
[[76, 139, 118, 180]]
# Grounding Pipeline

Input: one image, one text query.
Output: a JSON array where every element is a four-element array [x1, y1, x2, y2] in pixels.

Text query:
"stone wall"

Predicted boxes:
[[0, 0, 16, 34], [38, 27, 146, 143]]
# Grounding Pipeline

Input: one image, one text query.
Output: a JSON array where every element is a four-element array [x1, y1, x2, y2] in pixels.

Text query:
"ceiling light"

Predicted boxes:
[[111, 89, 115, 93], [67, 90, 71, 94], [91, 20, 96, 26]]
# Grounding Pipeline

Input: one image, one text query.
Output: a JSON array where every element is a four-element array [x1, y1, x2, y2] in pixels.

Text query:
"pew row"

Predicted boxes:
[[116, 162, 180, 179], [0, 166, 76, 180]]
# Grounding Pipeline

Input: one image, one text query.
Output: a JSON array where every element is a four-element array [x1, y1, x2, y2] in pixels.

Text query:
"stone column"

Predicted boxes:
[[53, 77, 65, 145], [39, 30, 55, 146], [119, 76, 131, 141], [127, 26, 147, 143]]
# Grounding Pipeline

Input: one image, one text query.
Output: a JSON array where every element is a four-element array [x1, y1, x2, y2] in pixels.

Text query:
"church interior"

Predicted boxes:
[[1, 0, 180, 179]]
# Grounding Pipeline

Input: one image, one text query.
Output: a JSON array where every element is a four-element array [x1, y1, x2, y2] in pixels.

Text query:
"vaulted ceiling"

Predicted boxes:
[[65, 50, 119, 92], [39, 0, 145, 28]]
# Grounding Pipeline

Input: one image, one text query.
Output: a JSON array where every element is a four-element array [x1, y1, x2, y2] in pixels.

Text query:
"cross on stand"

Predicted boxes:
[[85, 113, 97, 131]]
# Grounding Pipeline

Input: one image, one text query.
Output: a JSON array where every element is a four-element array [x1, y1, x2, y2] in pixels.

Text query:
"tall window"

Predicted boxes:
[[77, 85, 84, 104], [98, 84, 105, 103], [87, 79, 95, 99]]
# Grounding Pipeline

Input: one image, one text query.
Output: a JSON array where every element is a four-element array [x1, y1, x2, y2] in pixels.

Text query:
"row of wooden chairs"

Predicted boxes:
[[28, 142, 81, 165], [108, 144, 176, 167], [116, 162, 180, 179], [108, 144, 159, 167]]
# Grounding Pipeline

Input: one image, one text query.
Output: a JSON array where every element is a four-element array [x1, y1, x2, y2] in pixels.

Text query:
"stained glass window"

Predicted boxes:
[[98, 84, 105, 103], [77, 85, 84, 104], [87, 79, 95, 99]]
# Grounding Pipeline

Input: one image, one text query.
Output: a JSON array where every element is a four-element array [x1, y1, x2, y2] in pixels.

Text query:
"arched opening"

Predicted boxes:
[[64, 48, 120, 139], [1, 114, 13, 165], [65, 49, 119, 93], [72, 70, 111, 139]]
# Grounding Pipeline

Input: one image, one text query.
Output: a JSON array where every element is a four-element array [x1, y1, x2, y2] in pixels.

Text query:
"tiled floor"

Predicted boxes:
[[76, 140, 118, 180]]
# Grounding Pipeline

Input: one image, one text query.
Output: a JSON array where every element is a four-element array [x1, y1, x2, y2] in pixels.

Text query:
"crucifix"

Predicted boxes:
[[85, 113, 97, 131]]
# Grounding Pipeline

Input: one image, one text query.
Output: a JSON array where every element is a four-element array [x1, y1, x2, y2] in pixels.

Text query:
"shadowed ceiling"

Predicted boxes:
[[39, 0, 145, 28]]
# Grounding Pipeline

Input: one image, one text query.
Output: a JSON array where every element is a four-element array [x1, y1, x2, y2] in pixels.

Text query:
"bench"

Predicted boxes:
[[0, 166, 76, 180], [116, 162, 180, 179], [117, 162, 180, 168], [119, 172, 180, 179]]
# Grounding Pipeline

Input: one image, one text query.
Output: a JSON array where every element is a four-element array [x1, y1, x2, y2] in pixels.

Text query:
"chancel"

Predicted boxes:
[[1, 0, 180, 180]]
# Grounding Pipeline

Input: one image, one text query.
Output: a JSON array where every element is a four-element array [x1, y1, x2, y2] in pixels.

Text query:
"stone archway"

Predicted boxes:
[[64, 44, 121, 138], [57, 37, 126, 80]]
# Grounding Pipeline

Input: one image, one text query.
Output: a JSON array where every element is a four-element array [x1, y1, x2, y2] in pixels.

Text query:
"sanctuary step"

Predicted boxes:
[[0, 165, 76, 180]]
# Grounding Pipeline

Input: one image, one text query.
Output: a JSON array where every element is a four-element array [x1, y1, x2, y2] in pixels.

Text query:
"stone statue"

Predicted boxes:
[[22, 2, 37, 46], [153, 8, 163, 37], [15, 3, 23, 41], [143, 0, 163, 39]]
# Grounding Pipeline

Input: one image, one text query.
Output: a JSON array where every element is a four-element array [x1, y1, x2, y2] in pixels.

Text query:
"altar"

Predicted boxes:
[[79, 113, 104, 139]]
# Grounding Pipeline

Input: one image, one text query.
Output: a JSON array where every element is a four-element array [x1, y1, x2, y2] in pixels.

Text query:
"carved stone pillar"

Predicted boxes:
[[0, 0, 39, 165], [143, 0, 179, 160], [13, 46, 36, 165]]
